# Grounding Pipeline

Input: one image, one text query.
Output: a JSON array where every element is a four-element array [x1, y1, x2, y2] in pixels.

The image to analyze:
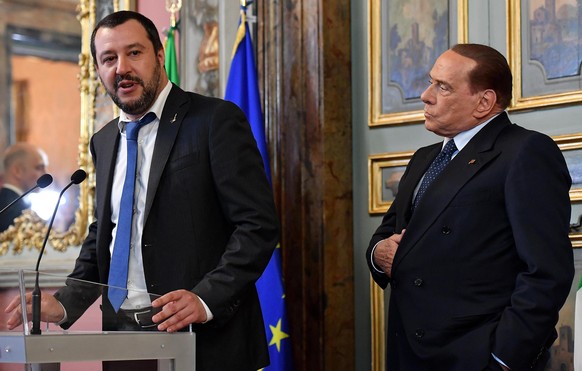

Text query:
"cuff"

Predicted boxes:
[[198, 296, 214, 323], [370, 241, 385, 273], [54, 300, 68, 326]]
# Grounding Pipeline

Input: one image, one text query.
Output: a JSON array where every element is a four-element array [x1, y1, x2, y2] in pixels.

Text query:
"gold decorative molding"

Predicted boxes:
[[370, 279, 385, 371]]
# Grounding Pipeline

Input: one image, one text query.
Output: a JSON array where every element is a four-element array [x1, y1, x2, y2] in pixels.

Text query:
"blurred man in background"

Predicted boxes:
[[0, 143, 48, 231]]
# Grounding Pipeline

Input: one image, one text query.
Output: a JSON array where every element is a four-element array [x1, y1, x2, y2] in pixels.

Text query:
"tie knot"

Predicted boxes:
[[125, 112, 156, 141], [442, 139, 457, 156]]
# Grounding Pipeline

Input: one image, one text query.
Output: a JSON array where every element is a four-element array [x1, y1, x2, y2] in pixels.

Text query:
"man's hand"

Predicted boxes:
[[373, 230, 405, 278], [151, 289, 207, 332], [4, 291, 65, 330]]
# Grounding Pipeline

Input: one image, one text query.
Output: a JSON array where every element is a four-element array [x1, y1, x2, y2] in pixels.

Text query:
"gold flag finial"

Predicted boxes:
[[165, 0, 182, 28]]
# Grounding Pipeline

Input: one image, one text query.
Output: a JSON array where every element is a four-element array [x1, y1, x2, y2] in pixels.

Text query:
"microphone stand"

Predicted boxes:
[[31, 171, 85, 334]]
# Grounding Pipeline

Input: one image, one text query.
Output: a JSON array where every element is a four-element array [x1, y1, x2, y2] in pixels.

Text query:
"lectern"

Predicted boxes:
[[0, 269, 196, 371]]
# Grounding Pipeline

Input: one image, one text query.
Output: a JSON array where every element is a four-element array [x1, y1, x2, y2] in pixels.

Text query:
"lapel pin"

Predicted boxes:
[[170, 113, 177, 123], [468, 159, 477, 165]]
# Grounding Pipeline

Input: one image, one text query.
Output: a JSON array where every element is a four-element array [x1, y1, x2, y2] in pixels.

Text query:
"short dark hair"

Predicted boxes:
[[450, 43, 513, 109], [90, 10, 163, 65]]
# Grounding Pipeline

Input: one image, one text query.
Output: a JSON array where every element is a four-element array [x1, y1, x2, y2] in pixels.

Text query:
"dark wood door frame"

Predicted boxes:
[[258, 1, 354, 369]]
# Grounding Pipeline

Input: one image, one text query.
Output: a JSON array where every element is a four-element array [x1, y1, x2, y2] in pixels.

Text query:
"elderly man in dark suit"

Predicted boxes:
[[367, 44, 574, 371], [6, 10, 278, 371]]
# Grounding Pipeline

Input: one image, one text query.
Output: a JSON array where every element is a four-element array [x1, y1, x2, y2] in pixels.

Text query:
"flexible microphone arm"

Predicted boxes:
[[0, 174, 53, 215], [31, 169, 87, 335]]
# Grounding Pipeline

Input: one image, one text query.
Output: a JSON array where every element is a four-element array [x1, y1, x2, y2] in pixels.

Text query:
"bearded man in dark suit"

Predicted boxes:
[[367, 44, 574, 371], [7, 10, 278, 371]]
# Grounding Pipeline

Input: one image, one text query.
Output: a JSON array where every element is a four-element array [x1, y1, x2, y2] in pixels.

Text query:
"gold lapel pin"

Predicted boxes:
[[468, 159, 477, 165], [170, 113, 177, 123]]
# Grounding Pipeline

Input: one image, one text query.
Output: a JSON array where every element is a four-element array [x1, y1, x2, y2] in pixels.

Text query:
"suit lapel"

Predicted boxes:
[[393, 113, 511, 269], [96, 122, 122, 231], [144, 85, 190, 221]]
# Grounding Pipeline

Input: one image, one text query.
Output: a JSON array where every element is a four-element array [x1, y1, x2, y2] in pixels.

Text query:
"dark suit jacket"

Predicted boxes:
[[367, 112, 574, 371], [55, 85, 279, 370], [0, 187, 29, 232]]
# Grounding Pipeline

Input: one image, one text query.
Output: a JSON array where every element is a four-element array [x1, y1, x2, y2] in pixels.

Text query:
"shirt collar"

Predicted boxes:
[[117, 80, 173, 131]]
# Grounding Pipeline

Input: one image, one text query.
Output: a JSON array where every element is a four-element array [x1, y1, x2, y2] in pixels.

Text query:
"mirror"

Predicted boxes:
[[0, 0, 86, 258], [0, 0, 132, 266]]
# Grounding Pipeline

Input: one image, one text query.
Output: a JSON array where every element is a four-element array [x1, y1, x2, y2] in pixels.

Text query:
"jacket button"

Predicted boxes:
[[441, 226, 451, 234], [413, 278, 423, 287], [414, 329, 424, 339]]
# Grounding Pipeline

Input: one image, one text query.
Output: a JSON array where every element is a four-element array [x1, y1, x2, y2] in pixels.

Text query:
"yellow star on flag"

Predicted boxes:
[[269, 318, 290, 352]]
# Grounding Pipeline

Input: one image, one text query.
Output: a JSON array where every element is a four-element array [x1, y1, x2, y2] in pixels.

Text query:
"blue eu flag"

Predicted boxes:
[[225, 2, 292, 370]]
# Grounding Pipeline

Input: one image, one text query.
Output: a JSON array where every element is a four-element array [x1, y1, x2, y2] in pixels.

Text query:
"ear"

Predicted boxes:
[[157, 48, 165, 67], [473, 89, 497, 119], [12, 162, 24, 179]]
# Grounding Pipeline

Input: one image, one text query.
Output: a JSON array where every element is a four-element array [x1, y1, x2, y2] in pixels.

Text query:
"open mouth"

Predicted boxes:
[[118, 80, 136, 89], [115, 75, 142, 92]]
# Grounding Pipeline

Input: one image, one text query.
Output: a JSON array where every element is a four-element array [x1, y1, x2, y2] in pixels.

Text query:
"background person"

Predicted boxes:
[[0, 142, 48, 232]]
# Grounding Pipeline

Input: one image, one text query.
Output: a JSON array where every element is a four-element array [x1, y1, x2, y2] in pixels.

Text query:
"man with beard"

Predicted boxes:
[[5, 10, 279, 371]]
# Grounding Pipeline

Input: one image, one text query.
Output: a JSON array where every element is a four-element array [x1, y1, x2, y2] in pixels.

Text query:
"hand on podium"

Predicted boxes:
[[4, 290, 65, 329], [151, 289, 208, 333]]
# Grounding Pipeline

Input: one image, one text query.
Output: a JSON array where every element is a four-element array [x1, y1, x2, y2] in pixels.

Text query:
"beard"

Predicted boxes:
[[104, 61, 162, 116]]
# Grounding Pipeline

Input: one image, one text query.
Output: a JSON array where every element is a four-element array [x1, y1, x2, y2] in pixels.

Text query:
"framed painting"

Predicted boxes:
[[507, 0, 582, 111], [554, 133, 582, 203], [368, 151, 413, 214], [368, 0, 468, 127], [542, 247, 582, 369], [572, 200, 582, 248]]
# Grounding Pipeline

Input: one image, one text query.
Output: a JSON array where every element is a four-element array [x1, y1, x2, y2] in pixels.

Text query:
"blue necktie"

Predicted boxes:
[[108, 112, 156, 312], [413, 139, 457, 211]]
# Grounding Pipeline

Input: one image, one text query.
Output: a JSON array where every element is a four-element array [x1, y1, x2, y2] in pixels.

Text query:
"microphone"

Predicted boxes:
[[31, 169, 87, 335], [0, 174, 53, 215]]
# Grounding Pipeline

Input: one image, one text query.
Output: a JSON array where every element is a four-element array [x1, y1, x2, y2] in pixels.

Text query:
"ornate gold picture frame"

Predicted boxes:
[[507, 0, 582, 111], [554, 133, 582, 203], [368, 151, 413, 214], [556, 133, 582, 249], [368, 0, 468, 127]]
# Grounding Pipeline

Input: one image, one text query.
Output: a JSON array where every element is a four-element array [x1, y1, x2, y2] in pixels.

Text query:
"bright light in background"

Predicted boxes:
[[28, 190, 66, 221]]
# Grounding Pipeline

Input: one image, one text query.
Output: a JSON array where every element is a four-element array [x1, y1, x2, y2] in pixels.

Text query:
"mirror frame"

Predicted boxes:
[[0, 0, 133, 267]]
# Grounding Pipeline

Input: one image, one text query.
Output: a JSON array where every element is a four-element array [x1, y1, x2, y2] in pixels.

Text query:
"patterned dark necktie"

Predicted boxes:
[[412, 139, 457, 211], [108, 112, 156, 312]]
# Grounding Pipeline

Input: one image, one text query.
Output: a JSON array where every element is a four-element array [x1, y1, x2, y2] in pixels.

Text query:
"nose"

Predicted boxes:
[[420, 83, 434, 104], [116, 55, 130, 75]]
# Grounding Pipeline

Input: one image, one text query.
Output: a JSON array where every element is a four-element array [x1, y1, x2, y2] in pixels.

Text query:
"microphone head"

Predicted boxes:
[[70, 169, 87, 185], [36, 174, 53, 188]]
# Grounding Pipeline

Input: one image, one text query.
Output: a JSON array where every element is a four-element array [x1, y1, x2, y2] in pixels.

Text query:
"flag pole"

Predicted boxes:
[[164, 0, 181, 86]]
